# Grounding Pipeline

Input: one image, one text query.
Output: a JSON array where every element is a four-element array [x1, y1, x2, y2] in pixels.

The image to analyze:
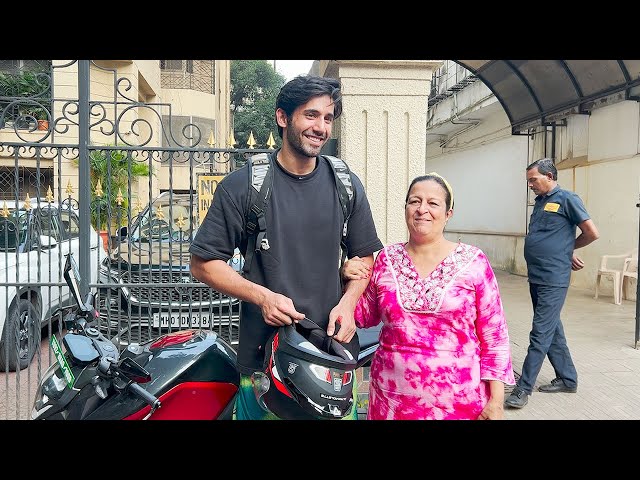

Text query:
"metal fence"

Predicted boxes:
[[0, 60, 273, 419]]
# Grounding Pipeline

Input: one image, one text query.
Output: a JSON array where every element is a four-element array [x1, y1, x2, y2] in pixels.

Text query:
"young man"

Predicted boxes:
[[189, 75, 383, 419], [505, 158, 599, 409]]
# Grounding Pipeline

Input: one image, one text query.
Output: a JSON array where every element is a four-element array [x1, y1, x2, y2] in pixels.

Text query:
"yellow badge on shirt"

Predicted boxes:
[[544, 202, 560, 212]]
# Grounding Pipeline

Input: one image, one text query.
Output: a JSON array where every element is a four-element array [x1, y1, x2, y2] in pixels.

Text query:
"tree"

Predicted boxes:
[[230, 60, 286, 149]]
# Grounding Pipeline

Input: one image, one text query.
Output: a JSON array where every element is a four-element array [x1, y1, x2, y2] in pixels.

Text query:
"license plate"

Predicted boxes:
[[152, 312, 211, 328]]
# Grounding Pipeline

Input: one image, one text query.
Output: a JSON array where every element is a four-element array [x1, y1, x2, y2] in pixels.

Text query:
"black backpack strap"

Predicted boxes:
[[242, 153, 273, 276], [322, 155, 354, 271]]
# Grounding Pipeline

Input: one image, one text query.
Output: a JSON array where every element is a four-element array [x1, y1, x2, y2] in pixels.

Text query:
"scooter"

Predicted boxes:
[[31, 253, 379, 420]]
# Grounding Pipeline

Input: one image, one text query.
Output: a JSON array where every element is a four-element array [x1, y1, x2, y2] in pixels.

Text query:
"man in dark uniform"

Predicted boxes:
[[505, 158, 599, 409]]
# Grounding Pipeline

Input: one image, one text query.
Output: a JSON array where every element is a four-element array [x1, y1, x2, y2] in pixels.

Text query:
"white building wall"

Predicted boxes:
[[427, 133, 528, 234], [549, 102, 640, 296], [427, 104, 529, 273], [427, 77, 640, 298], [588, 101, 639, 161]]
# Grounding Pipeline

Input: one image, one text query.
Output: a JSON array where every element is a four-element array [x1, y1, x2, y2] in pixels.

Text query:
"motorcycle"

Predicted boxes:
[[31, 253, 379, 420]]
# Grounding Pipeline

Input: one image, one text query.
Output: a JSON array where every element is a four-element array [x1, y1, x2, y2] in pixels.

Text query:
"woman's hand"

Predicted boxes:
[[477, 398, 504, 420], [341, 256, 371, 280]]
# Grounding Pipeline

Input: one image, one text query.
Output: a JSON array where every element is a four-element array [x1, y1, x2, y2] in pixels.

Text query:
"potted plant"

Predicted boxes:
[[74, 147, 152, 243], [0, 70, 51, 130], [24, 106, 49, 130]]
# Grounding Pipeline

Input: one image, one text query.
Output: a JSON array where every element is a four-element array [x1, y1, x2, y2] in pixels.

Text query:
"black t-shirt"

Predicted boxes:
[[190, 151, 383, 375]]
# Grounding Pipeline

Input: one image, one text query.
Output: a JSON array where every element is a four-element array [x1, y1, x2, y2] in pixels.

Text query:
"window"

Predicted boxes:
[[161, 115, 215, 150], [31, 209, 61, 249], [60, 210, 80, 240], [0, 168, 53, 201], [0, 60, 52, 130], [160, 60, 183, 71], [0, 60, 19, 72], [0, 60, 49, 74], [160, 60, 214, 94], [0, 211, 28, 252]]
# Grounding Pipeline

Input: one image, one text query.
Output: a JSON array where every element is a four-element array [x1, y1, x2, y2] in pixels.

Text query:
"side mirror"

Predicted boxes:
[[117, 357, 152, 384], [117, 225, 128, 240], [63, 253, 83, 309]]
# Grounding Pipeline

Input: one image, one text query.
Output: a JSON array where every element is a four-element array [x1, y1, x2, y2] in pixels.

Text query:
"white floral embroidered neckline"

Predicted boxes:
[[387, 242, 476, 312]]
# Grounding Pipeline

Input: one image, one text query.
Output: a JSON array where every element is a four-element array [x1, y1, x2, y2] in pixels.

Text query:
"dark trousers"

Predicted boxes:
[[517, 283, 578, 394]]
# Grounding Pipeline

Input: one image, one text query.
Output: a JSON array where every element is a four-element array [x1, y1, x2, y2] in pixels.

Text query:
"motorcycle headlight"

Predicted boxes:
[[30, 363, 69, 419]]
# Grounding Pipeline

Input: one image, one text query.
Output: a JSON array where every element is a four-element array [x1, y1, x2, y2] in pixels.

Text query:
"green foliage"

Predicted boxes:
[[230, 60, 286, 148], [74, 148, 152, 231], [0, 70, 52, 126]]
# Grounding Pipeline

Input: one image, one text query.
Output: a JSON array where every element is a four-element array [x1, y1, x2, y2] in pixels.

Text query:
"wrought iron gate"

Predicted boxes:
[[0, 60, 273, 419]]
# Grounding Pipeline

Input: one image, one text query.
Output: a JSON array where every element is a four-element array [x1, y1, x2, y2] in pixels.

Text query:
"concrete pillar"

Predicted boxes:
[[319, 60, 442, 245]]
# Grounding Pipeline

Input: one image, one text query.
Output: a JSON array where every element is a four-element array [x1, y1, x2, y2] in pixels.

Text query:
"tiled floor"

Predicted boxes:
[[496, 269, 640, 420], [356, 269, 640, 420]]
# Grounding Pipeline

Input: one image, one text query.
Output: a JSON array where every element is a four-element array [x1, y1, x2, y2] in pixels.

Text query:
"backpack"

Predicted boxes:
[[242, 153, 354, 278]]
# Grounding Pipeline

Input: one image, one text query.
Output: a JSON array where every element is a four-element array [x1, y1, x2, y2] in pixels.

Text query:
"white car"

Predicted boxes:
[[0, 200, 104, 371]]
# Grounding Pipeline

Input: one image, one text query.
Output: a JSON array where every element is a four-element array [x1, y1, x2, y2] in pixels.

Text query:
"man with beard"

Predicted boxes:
[[190, 75, 383, 419]]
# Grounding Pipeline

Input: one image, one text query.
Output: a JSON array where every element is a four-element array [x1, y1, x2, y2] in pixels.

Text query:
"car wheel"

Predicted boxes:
[[0, 299, 39, 371]]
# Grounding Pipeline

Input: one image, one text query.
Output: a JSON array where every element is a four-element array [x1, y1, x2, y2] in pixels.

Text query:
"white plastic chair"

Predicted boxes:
[[621, 250, 638, 302], [594, 251, 633, 305]]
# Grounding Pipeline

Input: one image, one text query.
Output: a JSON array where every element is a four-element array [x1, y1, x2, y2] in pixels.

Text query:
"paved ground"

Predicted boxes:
[[2, 268, 640, 421], [497, 269, 640, 420]]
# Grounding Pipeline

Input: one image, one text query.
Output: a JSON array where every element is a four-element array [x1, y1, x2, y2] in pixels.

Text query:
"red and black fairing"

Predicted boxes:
[[87, 330, 239, 420]]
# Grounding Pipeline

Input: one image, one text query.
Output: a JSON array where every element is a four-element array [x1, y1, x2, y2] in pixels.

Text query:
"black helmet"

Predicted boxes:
[[254, 318, 358, 420]]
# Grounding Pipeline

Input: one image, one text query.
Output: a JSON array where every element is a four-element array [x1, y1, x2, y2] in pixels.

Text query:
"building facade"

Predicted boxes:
[[425, 60, 640, 299], [318, 59, 639, 301], [0, 60, 232, 221]]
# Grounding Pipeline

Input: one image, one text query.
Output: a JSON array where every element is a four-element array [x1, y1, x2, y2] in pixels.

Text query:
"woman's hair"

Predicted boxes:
[[405, 173, 454, 210], [275, 75, 342, 138]]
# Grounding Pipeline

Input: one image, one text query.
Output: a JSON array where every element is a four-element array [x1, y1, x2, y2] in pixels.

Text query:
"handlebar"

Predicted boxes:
[[63, 252, 162, 418], [128, 382, 161, 411]]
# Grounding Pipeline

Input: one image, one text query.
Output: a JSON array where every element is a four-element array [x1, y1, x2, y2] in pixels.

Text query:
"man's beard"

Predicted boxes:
[[286, 122, 325, 158]]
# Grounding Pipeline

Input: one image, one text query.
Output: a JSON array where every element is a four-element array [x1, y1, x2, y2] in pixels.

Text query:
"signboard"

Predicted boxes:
[[197, 173, 225, 225]]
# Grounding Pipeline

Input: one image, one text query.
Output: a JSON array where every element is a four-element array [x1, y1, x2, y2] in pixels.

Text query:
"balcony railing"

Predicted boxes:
[[428, 60, 477, 107]]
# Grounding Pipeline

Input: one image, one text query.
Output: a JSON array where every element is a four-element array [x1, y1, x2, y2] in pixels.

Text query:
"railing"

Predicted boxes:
[[0, 60, 278, 419], [428, 60, 478, 107]]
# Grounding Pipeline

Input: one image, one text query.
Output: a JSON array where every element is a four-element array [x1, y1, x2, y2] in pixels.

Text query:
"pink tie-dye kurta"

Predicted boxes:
[[355, 242, 515, 420]]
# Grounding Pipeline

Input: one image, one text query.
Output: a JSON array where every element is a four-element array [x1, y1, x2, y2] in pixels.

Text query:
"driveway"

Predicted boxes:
[[0, 332, 56, 420], [3, 268, 640, 420]]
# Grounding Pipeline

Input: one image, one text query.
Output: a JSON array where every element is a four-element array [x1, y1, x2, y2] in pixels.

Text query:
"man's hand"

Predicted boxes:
[[328, 303, 356, 343], [332, 253, 375, 342], [260, 292, 305, 327], [571, 254, 585, 271]]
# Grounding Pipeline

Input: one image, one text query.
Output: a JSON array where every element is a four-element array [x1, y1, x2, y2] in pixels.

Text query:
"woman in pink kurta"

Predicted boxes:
[[346, 173, 515, 420]]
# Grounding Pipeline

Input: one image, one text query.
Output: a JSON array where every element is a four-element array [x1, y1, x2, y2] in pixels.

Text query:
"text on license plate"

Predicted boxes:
[[152, 312, 211, 328]]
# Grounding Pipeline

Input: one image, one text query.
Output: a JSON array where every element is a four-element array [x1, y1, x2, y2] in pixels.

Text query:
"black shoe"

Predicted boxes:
[[538, 378, 577, 393], [504, 386, 529, 409]]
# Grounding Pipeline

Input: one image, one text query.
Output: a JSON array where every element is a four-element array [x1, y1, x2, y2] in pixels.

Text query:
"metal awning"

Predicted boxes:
[[455, 60, 640, 133]]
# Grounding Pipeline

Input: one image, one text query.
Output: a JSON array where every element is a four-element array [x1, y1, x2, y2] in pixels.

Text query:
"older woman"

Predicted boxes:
[[344, 173, 515, 420]]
